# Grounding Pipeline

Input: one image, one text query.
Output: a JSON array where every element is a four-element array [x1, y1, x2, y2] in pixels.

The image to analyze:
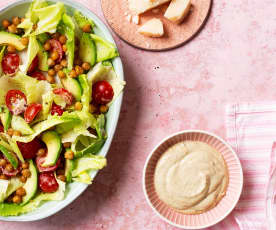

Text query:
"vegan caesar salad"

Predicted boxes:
[[0, 0, 125, 216]]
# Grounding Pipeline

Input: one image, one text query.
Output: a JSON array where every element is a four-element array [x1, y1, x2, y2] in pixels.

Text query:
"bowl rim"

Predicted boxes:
[[0, 0, 124, 222], [142, 129, 244, 229]]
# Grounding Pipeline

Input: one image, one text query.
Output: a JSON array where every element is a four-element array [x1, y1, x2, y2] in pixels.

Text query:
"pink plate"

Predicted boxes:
[[143, 130, 243, 229]]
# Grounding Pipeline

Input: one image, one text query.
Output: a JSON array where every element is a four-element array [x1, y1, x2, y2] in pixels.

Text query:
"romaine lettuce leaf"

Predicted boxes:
[[90, 34, 119, 62], [19, 36, 39, 73], [13, 112, 81, 143], [34, 2, 65, 35], [87, 62, 125, 106], [17, 18, 33, 37], [72, 155, 106, 177], [72, 171, 92, 184], [78, 74, 91, 112], [25, 0, 48, 23], [73, 10, 95, 31], [0, 179, 9, 202]]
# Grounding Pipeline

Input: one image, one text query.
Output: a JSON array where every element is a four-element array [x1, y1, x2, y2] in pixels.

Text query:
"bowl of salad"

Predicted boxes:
[[0, 0, 125, 221]]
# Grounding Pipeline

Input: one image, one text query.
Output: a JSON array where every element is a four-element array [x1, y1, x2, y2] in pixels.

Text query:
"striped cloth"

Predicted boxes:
[[222, 102, 276, 230]]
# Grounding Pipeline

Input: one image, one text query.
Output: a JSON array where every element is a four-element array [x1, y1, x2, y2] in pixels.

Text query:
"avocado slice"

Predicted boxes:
[[90, 34, 119, 63], [22, 160, 37, 204], [79, 33, 96, 66], [0, 31, 26, 51], [0, 177, 23, 203], [0, 107, 11, 132], [11, 116, 34, 135], [41, 131, 62, 167], [0, 144, 18, 169], [61, 77, 82, 101], [65, 158, 74, 182], [37, 41, 48, 71]]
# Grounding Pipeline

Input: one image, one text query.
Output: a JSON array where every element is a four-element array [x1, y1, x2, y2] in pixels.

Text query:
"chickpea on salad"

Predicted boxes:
[[0, 0, 125, 216]]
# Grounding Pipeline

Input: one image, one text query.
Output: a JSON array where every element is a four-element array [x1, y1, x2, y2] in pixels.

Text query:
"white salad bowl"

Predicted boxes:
[[0, 0, 124, 221]]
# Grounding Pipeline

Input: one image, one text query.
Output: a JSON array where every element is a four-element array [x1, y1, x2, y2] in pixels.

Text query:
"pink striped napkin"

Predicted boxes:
[[223, 102, 276, 230]]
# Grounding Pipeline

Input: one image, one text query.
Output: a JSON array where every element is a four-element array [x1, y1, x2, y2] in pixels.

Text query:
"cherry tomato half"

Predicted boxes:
[[17, 138, 43, 159], [2, 53, 20, 75], [39, 172, 59, 193], [36, 155, 61, 173], [53, 88, 74, 105], [24, 103, 42, 123], [49, 39, 63, 63], [27, 55, 39, 74], [51, 103, 64, 116], [92, 80, 114, 105], [5, 90, 27, 115], [30, 71, 46, 81]]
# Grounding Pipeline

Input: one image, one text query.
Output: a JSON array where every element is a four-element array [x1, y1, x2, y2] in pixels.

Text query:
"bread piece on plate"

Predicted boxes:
[[138, 18, 164, 38], [128, 0, 171, 15], [164, 0, 191, 24]]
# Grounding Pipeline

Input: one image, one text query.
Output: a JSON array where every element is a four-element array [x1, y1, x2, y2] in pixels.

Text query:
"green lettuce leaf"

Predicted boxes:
[[90, 34, 119, 62], [34, 2, 65, 35], [13, 112, 81, 143], [19, 36, 40, 73], [87, 62, 125, 106], [73, 10, 94, 32], [78, 74, 91, 112], [17, 18, 33, 37], [25, 0, 48, 23], [72, 171, 92, 184]]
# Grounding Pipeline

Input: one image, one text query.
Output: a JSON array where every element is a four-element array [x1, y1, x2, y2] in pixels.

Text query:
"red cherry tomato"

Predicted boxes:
[[51, 103, 64, 116], [2, 53, 20, 74], [30, 71, 46, 81], [39, 172, 59, 193], [24, 103, 42, 123], [36, 155, 61, 173], [53, 88, 74, 105], [5, 90, 27, 115], [17, 138, 43, 159], [49, 39, 63, 62], [27, 55, 39, 74], [92, 80, 114, 105]]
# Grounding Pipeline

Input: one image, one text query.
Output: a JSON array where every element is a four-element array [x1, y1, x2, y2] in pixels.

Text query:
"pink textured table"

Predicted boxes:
[[1, 0, 276, 229]]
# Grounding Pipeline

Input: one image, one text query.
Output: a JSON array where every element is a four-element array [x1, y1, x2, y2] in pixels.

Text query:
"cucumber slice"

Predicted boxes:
[[41, 131, 62, 167], [79, 33, 96, 66], [0, 107, 11, 132], [11, 116, 34, 135], [61, 77, 82, 101], [22, 160, 37, 204]]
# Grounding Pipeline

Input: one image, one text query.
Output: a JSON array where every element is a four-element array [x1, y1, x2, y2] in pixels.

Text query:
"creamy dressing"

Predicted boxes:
[[154, 141, 228, 214]]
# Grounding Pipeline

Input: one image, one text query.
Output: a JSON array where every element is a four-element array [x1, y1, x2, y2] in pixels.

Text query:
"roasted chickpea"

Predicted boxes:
[[7, 128, 14, 136], [20, 175, 27, 183], [54, 64, 62, 71], [22, 169, 31, 178], [60, 59, 67, 67], [64, 150, 74, 160], [48, 69, 56, 76], [74, 102, 83, 111], [57, 175, 66, 182], [82, 62, 91, 71], [2, 19, 10, 29], [75, 65, 83, 75], [0, 159, 7, 167], [51, 51, 59, 61], [59, 35, 67, 44], [20, 37, 29, 46], [82, 24, 91, 33], [22, 162, 29, 169], [8, 24, 17, 33], [37, 148, 46, 157], [46, 75, 55, 84], [58, 70, 66, 78], [5, 164, 13, 172], [47, 58, 55, 67], [63, 142, 71, 148], [0, 174, 8, 180], [13, 130, 21, 136], [62, 44, 67, 52], [16, 187, 26, 196], [99, 105, 108, 114], [12, 16, 21, 26], [89, 104, 98, 114], [69, 69, 77, 78], [12, 195, 22, 204], [7, 45, 16, 53], [44, 41, 51, 51]]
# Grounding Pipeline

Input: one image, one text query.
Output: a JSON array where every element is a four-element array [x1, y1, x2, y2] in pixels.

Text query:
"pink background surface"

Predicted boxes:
[[0, 0, 276, 229]]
